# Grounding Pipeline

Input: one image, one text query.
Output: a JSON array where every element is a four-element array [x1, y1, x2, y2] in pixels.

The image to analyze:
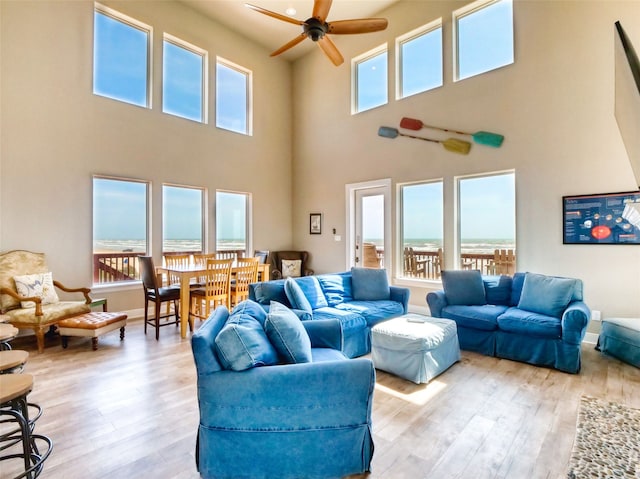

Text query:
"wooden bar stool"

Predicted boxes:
[[0, 374, 52, 478], [0, 323, 19, 351], [0, 350, 29, 374]]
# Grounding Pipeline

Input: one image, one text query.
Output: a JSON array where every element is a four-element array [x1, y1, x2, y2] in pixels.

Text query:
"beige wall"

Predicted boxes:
[[291, 0, 640, 321], [0, 0, 293, 311]]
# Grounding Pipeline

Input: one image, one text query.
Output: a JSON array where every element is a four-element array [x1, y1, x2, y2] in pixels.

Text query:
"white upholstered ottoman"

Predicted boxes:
[[371, 314, 460, 384]]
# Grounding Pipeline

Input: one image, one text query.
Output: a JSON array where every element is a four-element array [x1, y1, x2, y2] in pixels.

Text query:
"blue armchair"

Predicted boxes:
[[191, 305, 375, 479]]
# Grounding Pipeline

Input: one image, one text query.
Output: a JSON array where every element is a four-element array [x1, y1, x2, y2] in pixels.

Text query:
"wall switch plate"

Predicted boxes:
[[591, 310, 601, 322], [334, 235, 341, 241]]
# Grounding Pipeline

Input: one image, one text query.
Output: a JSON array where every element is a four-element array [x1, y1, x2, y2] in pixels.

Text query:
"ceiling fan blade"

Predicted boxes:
[[317, 35, 344, 66], [270, 34, 307, 57], [328, 18, 389, 35], [312, 0, 333, 22], [245, 3, 303, 26]]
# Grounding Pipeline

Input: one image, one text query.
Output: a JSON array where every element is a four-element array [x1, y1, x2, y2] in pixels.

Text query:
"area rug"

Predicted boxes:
[[567, 396, 640, 479]]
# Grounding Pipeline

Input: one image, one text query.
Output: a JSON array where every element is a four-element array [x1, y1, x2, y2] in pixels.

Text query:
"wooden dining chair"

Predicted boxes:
[[163, 254, 192, 286], [139, 256, 181, 340], [193, 253, 217, 284], [229, 259, 259, 310], [190, 259, 233, 322]]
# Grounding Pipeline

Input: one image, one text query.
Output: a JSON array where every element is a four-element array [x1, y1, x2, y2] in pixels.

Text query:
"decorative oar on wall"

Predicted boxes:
[[378, 126, 471, 155], [399, 117, 504, 148]]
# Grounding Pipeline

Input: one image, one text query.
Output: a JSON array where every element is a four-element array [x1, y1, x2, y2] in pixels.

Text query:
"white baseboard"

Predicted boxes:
[[583, 332, 599, 345]]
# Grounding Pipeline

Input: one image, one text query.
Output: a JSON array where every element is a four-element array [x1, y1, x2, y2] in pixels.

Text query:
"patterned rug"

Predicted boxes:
[[567, 396, 640, 479]]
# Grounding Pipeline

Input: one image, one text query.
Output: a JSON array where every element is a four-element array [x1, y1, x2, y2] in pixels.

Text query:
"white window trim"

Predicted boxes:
[[215, 57, 253, 136], [395, 18, 443, 100], [94, 3, 153, 108], [351, 43, 388, 115], [162, 183, 208, 254], [452, 0, 513, 82], [162, 33, 209, 124]]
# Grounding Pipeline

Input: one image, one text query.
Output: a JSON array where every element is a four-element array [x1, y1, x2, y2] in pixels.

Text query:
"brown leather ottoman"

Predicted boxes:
[[58, 312, 127, 350]]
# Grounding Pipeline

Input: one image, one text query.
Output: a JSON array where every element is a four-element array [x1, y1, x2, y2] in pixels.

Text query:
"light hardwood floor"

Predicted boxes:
[[3, 319, 639, 479]]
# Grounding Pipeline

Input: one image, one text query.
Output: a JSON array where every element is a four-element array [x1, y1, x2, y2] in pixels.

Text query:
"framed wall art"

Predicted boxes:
[[310, 213, 322, 235]]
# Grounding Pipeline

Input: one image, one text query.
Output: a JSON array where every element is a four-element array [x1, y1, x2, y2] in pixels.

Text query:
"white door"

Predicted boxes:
[[346, 179, 391, 272]]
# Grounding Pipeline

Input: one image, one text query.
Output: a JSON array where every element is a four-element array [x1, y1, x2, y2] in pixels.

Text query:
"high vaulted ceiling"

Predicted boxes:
[[180, 0, 399, 62]]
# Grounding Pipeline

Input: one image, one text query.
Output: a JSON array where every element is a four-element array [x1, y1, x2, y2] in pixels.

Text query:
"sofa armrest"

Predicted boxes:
[[53, 280, 92, 304], [303, 268, 315, 276], [0, 286, 44, 316], [196, 358, 375, 431], [426, 290, 447, 317], [390, 286, 410, 314], [303, 318, 343, 350], [271, 269, 283, 280], [561, 301, 591, 345]]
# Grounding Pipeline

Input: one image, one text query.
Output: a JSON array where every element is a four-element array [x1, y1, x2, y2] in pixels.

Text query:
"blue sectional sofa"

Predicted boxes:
[[426, 271, 590, 373], [249, 268, 410, 358]]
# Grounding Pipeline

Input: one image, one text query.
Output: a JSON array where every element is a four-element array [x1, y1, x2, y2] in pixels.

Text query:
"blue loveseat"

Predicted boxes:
[[191, 300, 375, 479], [426, 271, 590, 373], [249, 268, 410, 358]]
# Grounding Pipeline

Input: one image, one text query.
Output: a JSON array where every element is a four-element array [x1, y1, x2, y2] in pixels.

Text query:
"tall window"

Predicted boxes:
[[352, 45, 388, 114], [396, 20, 443, 99], [163, 34, 207, 122], [216, 191, 250, 256], [216, 58, 252, 135], [398, 181, 443, 280], [458, 171, 516, 269], [162, 185, 205, 254], [453, 0, 514, 81], [93, 176, 149, 284], [93, 4, 151, 107]]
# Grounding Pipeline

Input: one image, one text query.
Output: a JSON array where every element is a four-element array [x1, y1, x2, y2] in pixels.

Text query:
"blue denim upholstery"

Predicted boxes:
[[191, 307, 375, 479], [249, 271, 410, 358], [427, 272, 590, 373], [596, 317, 640, 368]]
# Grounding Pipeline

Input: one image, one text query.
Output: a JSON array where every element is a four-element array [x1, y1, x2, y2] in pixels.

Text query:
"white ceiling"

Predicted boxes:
[[179, 0, 399, 62]]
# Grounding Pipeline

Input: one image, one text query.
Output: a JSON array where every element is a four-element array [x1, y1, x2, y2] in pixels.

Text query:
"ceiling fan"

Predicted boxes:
[[245, 0, 388, 66]]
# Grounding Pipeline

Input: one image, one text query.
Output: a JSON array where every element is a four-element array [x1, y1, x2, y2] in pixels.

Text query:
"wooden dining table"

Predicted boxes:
[[155, 263, 270, 338]]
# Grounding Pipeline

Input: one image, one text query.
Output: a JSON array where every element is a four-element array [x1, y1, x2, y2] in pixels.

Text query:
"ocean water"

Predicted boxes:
[[94, 239, 245, 253], [367, 238, 515, 254]]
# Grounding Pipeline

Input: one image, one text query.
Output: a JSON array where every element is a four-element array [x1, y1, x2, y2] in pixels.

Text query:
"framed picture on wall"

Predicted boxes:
[[563, 191, 640, 244], [310, 213, 322, 235]]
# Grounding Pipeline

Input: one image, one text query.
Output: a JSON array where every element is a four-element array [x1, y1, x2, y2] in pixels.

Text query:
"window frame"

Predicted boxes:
[[93, 3, 153, 108], [215, 190, 252, 257], [162, 33, 208, 123], [162, 183, 208, 255], [351, 43, 389, 114], [453, 0, 514, 82], [396, 179, 444, 283], [215, 57, 253, 136], [396, 18, 443, 100]]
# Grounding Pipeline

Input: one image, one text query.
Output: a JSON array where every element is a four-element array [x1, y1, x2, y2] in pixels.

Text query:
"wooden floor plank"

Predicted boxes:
[[2, 320, 639, 479]]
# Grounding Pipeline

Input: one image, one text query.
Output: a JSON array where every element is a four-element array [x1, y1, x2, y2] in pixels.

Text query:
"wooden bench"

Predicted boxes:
[[58, 312, 127, 350]]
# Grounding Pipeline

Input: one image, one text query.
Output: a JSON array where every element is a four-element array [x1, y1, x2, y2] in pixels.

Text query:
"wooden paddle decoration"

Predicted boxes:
[[378, 126, 471, 155], [400, 117, 504, 148]]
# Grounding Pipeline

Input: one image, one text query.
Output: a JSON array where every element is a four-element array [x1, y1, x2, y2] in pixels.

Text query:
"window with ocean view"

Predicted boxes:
[[93, 176, 150, 284], [162, 185, 205, 254], [216, 191, 249, 256], [458, 171, 516, 272], [399, 180, 444, 280], [93, 5, 151, 108]]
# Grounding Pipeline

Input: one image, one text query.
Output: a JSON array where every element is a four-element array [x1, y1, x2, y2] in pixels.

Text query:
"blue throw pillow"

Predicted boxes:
[[351, 267, 390, 301], [441, 270, 487, 306], [251, 280, 290, 306], [284, 277, 313, 313], [265, 301, 312, 364], [214, 312, 279, 371], [231, 299, 268, 327], [317, 273, 353, 306], [293, 276, 328, 310], [517, 272, 577, 318]]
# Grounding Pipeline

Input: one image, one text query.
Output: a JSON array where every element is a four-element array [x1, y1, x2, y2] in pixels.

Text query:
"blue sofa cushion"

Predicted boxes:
[[337, 300, 404, 326], [316, 273, 353, 306], [510, 272, 527, 306], [441, 305, 506, 331], [517, 273, 576, 318], [214, 311, 279, 371], [351, 267, 390, 301], [284, 278, 313, 314], [497, 307, 562, 339], [313, 307, 367, 333], [441, 270, 486, 306], [265, 301, 312, 364], [252, 280, 290, 307], [292, 276, 328, 310], [483, 275, 512, 306], [232, 299, 268, 327]]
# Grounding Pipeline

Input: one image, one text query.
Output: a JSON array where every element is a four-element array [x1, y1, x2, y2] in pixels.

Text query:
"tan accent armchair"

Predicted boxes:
[[269, 251, 314, 280], [0, 250, 92, 352]]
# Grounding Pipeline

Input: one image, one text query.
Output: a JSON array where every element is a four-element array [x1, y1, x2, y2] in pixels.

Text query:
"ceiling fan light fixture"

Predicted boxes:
[[285, 7, 296, 16]]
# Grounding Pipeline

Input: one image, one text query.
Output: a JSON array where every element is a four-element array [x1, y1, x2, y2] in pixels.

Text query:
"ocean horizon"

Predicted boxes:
[[94, 239, 245, 253]]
